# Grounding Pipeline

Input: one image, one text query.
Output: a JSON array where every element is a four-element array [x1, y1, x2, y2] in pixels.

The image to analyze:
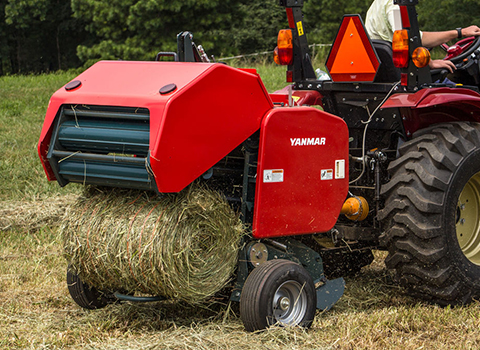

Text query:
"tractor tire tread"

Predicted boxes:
[[380, 122, 480, 304]]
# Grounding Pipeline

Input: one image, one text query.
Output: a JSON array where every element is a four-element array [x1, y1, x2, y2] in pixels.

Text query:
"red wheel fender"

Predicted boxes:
[[382, 87, 480, 136], [383, 87, 480, 110]]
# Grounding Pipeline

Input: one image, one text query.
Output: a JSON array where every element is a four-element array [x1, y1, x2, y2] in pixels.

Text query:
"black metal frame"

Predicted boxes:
[[279, 0, 316, 82], [393, 0, 432, 89], [276, 0, 415, 242]]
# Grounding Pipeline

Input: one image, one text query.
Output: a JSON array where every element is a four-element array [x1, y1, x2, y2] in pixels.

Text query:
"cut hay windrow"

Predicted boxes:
[[0, 195, 78, 232], [61, 184, 245, 304]]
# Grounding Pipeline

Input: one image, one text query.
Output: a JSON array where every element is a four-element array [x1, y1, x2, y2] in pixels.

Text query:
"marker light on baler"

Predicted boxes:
[[274, 29, 293, 65]]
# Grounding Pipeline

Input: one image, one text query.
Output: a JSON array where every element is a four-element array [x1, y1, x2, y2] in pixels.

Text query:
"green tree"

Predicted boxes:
[[231, 0, 288, 55], [303, 0, 373, 44], [3, 0, 87, 74], [418, 0, 480, 34], [71, 0, 243, 65], [0, 0, 14, 74]]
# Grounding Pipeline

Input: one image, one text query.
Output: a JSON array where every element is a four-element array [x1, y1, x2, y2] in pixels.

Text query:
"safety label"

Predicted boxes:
[[335, 159, 345, 179], [264, 169, 284, 183], [321, 169, 333, 180], [297, 21, 304, 36]]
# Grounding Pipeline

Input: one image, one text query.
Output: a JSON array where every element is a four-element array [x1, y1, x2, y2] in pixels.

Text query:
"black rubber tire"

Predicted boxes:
[[240, 259, 317, 332], [379, 122, 480, 305], [66, 267, 114, 309]]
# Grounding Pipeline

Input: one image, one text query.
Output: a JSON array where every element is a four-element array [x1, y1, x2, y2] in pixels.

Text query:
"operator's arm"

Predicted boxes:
[[429, 59, 456, 73], [422, 26, 480, 48]]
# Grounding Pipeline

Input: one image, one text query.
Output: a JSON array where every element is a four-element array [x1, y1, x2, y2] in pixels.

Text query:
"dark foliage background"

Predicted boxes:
[[0, 0, 478, 75]]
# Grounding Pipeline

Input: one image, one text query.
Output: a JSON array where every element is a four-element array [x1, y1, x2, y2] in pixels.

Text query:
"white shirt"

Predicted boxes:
[[365, 0, 403, 42]]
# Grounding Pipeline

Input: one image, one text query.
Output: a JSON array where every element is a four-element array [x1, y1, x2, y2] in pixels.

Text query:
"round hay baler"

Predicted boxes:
[[38, 57, 348, 331], [35, 1, 404, 330]]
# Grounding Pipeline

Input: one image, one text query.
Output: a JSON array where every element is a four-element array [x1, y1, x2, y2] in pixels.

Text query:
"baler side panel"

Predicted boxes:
[[39, 101, 63, 181], [150, 64, 273, 193], [253, 107, 349, 238]]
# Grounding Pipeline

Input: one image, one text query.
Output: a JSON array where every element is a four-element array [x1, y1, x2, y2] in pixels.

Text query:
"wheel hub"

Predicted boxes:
[[456, 172, 480, 265], [272, 280, 307, 326], [279, 296, 291, 311]]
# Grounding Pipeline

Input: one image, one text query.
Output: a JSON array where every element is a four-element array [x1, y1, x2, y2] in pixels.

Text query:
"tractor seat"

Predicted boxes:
[[372, 40, 401, 83]]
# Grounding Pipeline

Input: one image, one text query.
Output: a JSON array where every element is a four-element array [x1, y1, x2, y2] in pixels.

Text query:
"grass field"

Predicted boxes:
[[1, 64, 480, 349]]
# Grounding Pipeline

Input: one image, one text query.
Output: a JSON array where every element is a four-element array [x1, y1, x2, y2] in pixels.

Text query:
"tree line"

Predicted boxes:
[[1, 0, 478, 75]]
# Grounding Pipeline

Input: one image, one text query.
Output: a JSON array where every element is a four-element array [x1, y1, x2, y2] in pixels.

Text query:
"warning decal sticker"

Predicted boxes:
[[321, 169, 333, 180], [297, 21, 304, 36], [335, 159, 345, 179], [264, 169, 284, 183]]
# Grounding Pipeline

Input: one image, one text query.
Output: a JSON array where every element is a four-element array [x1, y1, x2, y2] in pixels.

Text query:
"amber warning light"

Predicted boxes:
[[325, 15, 379, 82], [412, 47, 431, 68], [392, 29, 410, 68], [393, 29, 431, 69], [274, 29, 293, 66]]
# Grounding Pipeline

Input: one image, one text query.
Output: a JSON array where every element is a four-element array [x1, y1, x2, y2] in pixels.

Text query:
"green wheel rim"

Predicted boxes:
[[456, 172, 480, 265]]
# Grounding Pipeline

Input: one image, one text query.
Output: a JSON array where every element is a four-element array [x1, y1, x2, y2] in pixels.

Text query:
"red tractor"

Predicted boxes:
[[276, 0, 480, 307], [38, 0, 480, 331]]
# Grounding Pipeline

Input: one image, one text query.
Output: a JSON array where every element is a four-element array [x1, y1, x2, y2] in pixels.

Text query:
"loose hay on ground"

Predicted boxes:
[[0, 195, 78, 232], [61, 184, 245, 304]]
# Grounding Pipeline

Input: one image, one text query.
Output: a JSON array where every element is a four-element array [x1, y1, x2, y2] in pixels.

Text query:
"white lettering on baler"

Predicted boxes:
[[290, 137, 326, 146]]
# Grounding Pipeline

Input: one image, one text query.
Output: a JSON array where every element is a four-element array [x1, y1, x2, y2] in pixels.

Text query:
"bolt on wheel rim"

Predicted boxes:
[[272, 280, 307, 326], [456, 172, 480, 265]]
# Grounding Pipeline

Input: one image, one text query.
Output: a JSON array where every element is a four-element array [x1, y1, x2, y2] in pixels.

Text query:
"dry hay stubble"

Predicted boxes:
[[0, 194, 78, 232]]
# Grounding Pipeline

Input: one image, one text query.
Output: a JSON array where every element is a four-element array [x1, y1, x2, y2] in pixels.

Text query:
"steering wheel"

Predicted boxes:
[[441, 36, 480, 63], [430, 36, 480, 84]]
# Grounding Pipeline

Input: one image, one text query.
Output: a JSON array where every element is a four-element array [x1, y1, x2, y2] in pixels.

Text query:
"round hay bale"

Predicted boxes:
[[61, 184, 245, 304]]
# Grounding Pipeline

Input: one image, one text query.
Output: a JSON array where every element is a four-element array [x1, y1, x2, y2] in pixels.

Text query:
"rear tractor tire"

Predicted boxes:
[[240, 259, 317, 332], [67, 267, 115, 309], [379, 122, 480, 305]]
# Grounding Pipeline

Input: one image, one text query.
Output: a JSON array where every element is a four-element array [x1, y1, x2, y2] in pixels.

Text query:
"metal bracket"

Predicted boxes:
[[177, 31, 202, 62], [315, 277, 345, 311], [114, 293, 164, 303], [230, 241, 249, 302], [394, 0, 431, 89], [394, 0, 419, 5], [279, 0, 304, 7], [155, 52, 178, 62]]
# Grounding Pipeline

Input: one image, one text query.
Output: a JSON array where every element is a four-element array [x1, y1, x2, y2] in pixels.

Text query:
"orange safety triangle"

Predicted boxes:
[[326, 16, 380, 82]]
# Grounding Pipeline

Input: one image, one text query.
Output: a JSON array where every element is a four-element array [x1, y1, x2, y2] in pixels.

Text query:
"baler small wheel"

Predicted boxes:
[[66, 267, 115, 310], [240, 259, 316, 332]]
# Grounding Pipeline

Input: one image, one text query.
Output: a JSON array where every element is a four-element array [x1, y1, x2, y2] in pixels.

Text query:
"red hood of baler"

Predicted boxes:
[[39, 61, 273, 192]]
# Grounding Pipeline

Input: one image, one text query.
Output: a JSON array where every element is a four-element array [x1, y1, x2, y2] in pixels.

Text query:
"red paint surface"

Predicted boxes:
[[253, 107, 349, 238], [39, 61, 273, 192]]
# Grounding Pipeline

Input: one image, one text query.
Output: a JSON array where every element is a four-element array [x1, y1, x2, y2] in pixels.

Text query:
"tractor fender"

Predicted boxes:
[[383, 87, 480, 109], [382, 87, 480, 135]]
